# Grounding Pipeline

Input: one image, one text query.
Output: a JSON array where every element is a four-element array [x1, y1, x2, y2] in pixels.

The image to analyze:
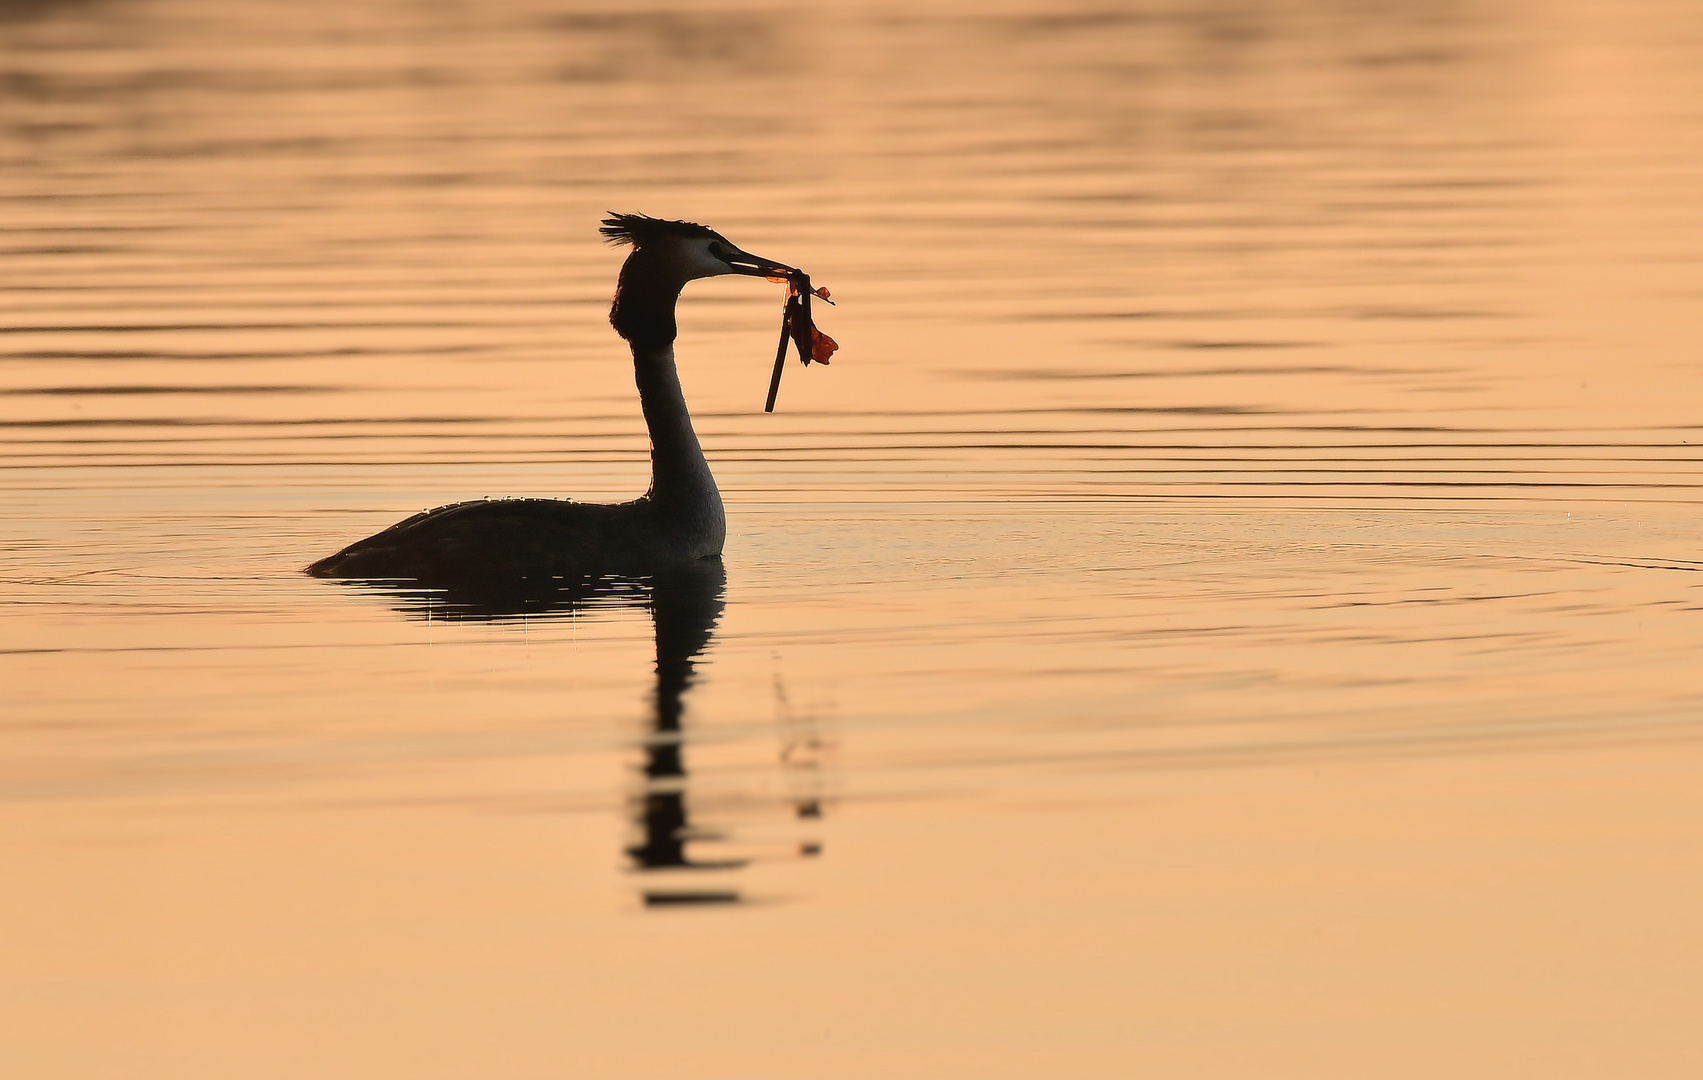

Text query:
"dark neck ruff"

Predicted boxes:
[[609, 252, 682, 349]]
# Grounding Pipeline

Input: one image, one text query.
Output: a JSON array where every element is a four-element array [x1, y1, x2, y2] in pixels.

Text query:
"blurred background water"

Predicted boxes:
[[4, 0, 1703, 1076]]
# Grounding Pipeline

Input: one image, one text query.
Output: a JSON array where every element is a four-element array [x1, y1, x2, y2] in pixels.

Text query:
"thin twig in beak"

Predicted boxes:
[[765, 309, 790, 413]]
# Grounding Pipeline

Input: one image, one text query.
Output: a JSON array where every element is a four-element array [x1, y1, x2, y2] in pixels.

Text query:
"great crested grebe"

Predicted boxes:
[[306, 213, 798, 582]]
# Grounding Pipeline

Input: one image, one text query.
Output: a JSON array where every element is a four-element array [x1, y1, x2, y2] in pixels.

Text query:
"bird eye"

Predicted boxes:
[[707, 241, 727, 260]]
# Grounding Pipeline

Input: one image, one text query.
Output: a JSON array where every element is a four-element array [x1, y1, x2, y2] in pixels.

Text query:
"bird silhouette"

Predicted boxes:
[[306, 213, 798, 583]]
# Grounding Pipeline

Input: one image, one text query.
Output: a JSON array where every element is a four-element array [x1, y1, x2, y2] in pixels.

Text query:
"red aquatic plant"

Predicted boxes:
[[764, 270, 837, 412]]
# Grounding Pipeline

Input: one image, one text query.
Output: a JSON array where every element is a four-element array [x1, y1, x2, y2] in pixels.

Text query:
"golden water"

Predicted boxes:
[[5, 0, 1703, 1075]]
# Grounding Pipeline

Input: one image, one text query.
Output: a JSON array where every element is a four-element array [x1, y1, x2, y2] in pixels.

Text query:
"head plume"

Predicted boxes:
[[600, 212, 719, 249]]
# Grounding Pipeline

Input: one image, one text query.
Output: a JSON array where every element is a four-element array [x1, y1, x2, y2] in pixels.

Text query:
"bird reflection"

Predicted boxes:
[[333, 559, 816, 907], [621, 561, 748, 904]]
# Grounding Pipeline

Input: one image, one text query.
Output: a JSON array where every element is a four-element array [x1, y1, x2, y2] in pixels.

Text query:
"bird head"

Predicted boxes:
[[600, 212, 794, 283]]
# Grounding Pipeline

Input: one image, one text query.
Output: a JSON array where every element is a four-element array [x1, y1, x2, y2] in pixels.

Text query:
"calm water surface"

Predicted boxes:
[[5, 0, 1703, 1076]]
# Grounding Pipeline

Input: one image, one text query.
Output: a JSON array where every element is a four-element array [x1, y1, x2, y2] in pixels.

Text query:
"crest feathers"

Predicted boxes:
[[600, 212, 718, 248]]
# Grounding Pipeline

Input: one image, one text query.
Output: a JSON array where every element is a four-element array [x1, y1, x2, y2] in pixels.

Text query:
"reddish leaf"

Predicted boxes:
[[809, 326, 837, 364]]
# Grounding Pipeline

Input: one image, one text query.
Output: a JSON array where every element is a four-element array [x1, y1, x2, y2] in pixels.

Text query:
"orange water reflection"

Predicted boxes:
[[4, 0, 1703, 1075]]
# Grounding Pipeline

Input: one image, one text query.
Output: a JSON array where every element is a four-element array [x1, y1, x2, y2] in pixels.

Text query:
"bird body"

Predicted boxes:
[[306, 214, 792, 583]]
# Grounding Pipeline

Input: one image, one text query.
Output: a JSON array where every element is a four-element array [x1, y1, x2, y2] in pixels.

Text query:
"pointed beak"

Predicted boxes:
[[716, 243, 796, 278]]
